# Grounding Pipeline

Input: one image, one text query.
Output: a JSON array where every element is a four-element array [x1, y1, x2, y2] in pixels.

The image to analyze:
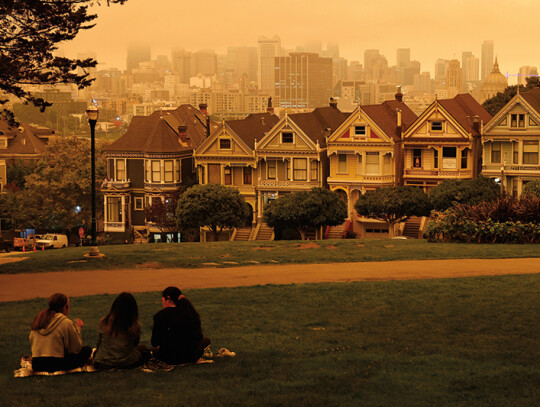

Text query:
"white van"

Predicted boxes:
[[37, 234, 69, 249]]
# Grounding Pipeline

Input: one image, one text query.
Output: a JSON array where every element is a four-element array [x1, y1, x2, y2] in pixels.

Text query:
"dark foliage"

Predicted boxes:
[[0, 0, 126, 124], [429, 177, 500, 211], [482, 77, 539, 116]]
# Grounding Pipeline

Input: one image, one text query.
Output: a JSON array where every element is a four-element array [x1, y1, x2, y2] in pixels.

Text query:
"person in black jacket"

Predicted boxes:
[[151, 286, 210, 364]]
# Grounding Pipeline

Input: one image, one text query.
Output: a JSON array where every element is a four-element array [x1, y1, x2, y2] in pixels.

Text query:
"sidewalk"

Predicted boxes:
[[1, 258, 539, 302]]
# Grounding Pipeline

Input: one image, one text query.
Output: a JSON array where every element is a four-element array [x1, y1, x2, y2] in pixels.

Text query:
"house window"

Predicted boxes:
[[461, 149, 468, 169], [431, 121, 443, 132], [337, 154, 347, 173], [243, 167, 252, 185], [310, 160, 318, 181], [219, 139, 231, 149], [176, 159, 181, 182], [512, 142, 519, 164], [164, 160, 174, 182], [134, 197, 144, 211], [354, 126, 366, 136], [224, 167, 232, 184], [413, 149, 422, 168], [442, 147, 457, 169], [285, 159, 290, 180], [293, 158, 307, 181], [491, 142, 501, 163], [357, 155, 363, 175], [107, 197, 122, 222], [152, 160, 161, 182], [115, 160, 126, 181], [523, 141, 539, 164], [510, 114, 525, 128], [433, 149, 439, 168], [145, 160, 150, 182], [267, 160, 277, 179], [282, 132, 294, 143], [366, 152, 379, 174], [199, 165, 205, 184], [0, 138, 7, 149]]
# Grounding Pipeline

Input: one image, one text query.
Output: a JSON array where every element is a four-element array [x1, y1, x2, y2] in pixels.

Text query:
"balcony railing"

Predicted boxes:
[[102, 180, 131, 189], [404, 169, 471, 178], [258, 180, 320, 188]]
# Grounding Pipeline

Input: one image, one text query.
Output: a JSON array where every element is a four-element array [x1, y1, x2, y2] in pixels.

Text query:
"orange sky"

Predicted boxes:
[[62, 0, 539, 83]]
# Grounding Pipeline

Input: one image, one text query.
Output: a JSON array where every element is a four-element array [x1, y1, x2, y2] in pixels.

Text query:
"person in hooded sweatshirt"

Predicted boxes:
[[29, 293, 92, 373]]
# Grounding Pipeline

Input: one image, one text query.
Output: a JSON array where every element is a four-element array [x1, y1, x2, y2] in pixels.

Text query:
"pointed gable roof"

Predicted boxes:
[[106, 104, 215, 154], [437, 94, 491, 135], [226, 112, 280, 149], [520, 86, 540, 113], [288, 106, 348, 147], [361, 100, 417, 139], [0, 121, 51, 155]]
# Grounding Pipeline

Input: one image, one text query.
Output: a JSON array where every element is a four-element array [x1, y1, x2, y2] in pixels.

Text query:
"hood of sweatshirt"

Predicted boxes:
[[38, 313, 68, 336]]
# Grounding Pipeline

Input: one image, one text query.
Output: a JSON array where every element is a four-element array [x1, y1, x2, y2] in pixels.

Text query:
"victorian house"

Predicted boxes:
[[402, 94, 491, 190], [0, 121, 56, 191], [102, 104, 214, 242], [482, 86, 540, 196], [326, 91, 417, 237], [194, 112, 280, 223]]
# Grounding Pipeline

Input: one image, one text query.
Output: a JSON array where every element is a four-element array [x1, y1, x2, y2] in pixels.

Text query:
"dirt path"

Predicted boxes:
[[1, 258, 539, 303]]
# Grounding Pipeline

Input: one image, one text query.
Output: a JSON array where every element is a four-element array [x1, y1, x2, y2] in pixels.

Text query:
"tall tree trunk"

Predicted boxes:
[[298, 228, 307, 240]]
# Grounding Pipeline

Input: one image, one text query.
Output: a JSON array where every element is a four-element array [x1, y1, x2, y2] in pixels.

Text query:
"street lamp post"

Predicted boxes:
[[86, 104, 100, 256]]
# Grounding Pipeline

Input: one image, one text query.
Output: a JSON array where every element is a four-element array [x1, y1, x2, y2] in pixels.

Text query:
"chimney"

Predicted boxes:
[[472, 115, 480, 134], [395, 86, 403, 102], [178, 125, 188, 143], [199, 103, 208, 116], [396, 109, 402, 128], [329, 97, 338, 108], [267, 97, 274, 114]]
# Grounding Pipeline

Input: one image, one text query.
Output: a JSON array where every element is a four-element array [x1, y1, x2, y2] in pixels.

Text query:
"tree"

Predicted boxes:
[[176, 184, 252, 241], [0, 0, 126, 124], [523, 179, 540, 198], [144, 192, 179, 241], [263, 188, 347, 240], [429, 177, 500, 211], [354, 186, 432, 237], [482, 77, 539, 116], [0, 136, 107, 231]]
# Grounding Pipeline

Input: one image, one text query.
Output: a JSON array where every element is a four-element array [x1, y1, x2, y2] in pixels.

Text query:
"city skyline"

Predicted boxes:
[[61, 0, 540, 83]]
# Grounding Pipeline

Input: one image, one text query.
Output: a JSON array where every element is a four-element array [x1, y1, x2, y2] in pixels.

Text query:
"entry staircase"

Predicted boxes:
[[133, 228, 149, 244], [402, 217, 422, 239], [232, 227, 252, 241], [254, 223, 274, 240]]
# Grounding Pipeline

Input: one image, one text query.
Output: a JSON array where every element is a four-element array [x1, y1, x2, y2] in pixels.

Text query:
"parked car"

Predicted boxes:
[[36, 234, 69, 249], [0, 239, 13, 252]]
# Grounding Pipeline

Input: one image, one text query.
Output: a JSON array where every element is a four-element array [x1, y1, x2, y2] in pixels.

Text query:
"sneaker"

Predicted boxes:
[[202, 345, 213, 359], [142, 358, 174, 372]]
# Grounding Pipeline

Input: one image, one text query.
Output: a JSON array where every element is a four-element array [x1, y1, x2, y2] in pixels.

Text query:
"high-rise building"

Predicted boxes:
[[446, 59, 462, 97], [518, 66, 538, 86], [171, 48, 192, 84], [192, 50, 217, 76], [481, 40, 494, 81], [397, 48, 411, 69], [434, 59, 450, 83], [225, 46, 258, 86], [364, 49, 388, 81], [126, 44, 151, 71], [413, 72, 432, 93], [462, 51, 479, 83], [274, 52, 333, 109], [326, 42, 340, 58], [258, 36, 281, 97]]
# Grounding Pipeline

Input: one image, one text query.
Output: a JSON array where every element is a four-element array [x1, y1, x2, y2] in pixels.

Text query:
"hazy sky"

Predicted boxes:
[[62, 0, 539, 83]]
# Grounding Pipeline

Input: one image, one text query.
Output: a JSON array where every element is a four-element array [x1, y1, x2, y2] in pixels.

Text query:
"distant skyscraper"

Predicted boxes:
[[396, 48, 410, 69], [446, 59, 462, 97], [364, 49, 388, 81], [434, 59, 450, 83], [481, 40, 494, 81], [171, 48, 192, 84], [126, 44, 151, 71], [274, 52, 332, 108], [326, 42, 340, 58], [192, 50, 217, 76], [258, 36, 281, 97], [518, 66, 538, 86]]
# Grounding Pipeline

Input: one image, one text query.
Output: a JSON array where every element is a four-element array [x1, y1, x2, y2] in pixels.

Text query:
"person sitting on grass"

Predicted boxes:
[[93, 292, 150, 370], [29, 293, 92, 373], [151, 286, 211, 365]]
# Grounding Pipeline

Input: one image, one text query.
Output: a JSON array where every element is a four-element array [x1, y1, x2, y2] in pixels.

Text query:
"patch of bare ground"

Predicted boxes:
[[385, 245, 394, 248], [0, 257, 27, 265], [135, 262, 164, 269], [220, 253, 231, 258], [295, 243, 321, 249], [252, 246, 274, 251], [357, 244, 364, 248], [326, 245, 337, 250]]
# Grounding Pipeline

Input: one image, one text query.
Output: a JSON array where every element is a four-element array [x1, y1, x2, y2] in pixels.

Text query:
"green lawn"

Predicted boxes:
[[1, 275, 539, 406], [1, 239, 540, 274]]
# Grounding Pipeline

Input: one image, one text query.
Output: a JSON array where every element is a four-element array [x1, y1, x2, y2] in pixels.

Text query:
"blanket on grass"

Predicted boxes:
[[14, 348, 236, 378]]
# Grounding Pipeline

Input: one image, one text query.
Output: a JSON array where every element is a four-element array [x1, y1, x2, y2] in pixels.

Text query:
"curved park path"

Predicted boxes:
[[1, 258, 539, 302]]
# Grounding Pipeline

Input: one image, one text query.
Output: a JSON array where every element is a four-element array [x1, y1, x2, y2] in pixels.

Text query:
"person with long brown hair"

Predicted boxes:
[[93, 292, 149, 369], [29, 293, 92, 372], [151, 286, 210, 365]]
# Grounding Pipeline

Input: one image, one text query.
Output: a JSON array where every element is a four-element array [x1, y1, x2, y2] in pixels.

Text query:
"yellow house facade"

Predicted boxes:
[[482, 86, 540, 195]]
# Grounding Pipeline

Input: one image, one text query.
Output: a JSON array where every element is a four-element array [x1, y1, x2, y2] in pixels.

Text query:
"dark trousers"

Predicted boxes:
[[32, 346, 92, 372], [155, 337, 211, 365]]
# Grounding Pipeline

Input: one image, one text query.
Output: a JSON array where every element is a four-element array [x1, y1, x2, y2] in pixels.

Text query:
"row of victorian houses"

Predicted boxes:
[[101, 86, 540, 242]]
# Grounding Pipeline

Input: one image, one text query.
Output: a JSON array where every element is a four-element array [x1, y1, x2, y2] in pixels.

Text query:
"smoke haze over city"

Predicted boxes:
[[62, 0, 539, 81]]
